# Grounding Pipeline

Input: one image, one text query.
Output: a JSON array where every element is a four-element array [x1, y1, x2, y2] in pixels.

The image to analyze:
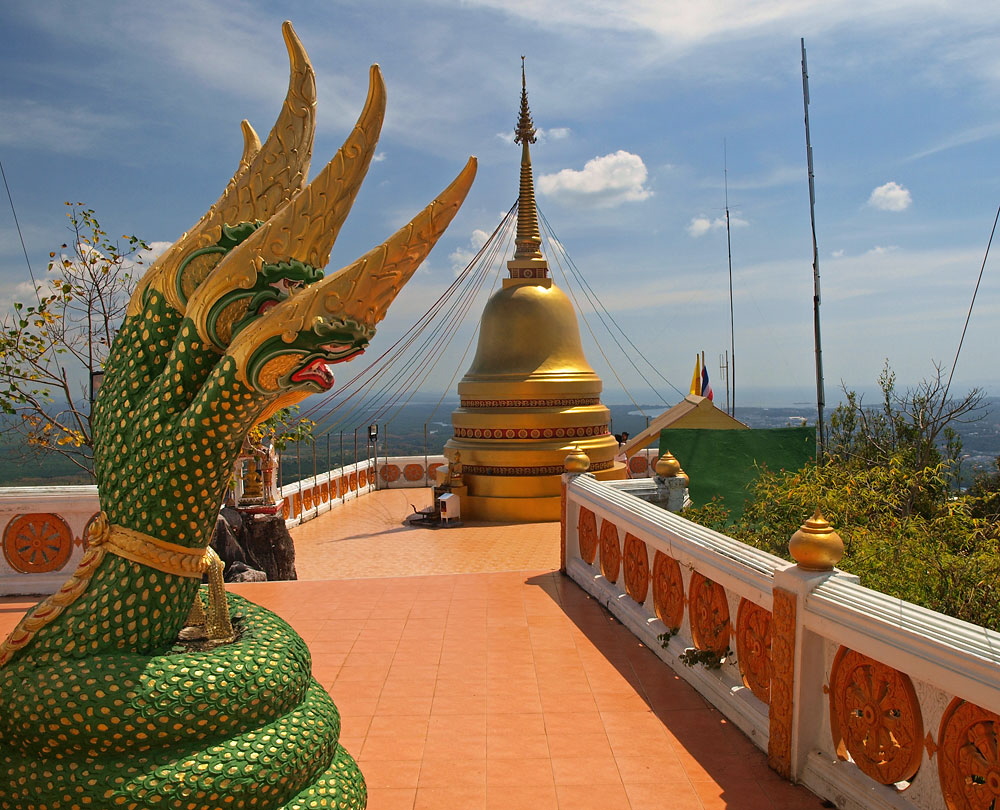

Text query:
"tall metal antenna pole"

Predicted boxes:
[[801, 38, 826, 459], [724, 139, 736, 417]]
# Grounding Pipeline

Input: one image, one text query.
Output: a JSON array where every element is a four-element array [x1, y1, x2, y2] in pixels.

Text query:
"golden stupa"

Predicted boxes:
[[443, 63, 625, 522]]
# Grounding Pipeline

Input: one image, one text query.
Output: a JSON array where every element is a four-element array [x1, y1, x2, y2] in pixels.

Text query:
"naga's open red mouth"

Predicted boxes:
[[290, 358, 335, 389]]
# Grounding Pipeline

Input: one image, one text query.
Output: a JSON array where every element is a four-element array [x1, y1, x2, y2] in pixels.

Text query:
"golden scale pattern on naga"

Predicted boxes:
[[0, 21, 475, 810]]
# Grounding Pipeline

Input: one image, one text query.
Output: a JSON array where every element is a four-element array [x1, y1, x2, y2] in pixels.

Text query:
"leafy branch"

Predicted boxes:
[[0, 203, 150, 475]]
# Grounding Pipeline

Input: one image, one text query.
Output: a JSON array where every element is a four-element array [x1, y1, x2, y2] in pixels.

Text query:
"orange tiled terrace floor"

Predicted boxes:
[[0, 490, 826, 810]]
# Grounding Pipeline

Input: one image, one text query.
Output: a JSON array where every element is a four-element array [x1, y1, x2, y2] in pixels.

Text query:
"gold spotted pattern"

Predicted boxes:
[[88, 513, 209, 578], [0, 593, 363, 808], [180, 250, 226, 301], [213, 297, 252, 346]]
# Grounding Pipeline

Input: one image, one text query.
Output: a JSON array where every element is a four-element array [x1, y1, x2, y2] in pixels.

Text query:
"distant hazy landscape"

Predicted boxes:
[[2, 397, 998, 489]]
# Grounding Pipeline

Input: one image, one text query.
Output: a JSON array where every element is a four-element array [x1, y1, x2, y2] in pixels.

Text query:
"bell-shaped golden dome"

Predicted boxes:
[[462, 281, 598, 386]]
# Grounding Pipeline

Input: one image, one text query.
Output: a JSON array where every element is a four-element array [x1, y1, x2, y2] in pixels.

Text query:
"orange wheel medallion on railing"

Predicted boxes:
[[736, 599, 772, 704], [380, 465, 400, 483], [403, 463, 424, 481], [829, 646, 923, 785], [688, 572, 731, 655], [628, 455, 648, 475], [578, 508, 598, 565], [622, 533, 649, 604], [938, 697, 1000, 810], [599, 519, 621, 583], [3, 513, 74, 574], [651, 551, 684, 630]]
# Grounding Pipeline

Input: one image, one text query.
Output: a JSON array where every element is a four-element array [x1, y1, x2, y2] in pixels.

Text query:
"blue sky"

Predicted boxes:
[[1, 0, 998, 407]]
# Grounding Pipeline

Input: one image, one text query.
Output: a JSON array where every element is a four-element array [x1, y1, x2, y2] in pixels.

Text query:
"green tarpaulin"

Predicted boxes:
[[658, 426, 817, 518]]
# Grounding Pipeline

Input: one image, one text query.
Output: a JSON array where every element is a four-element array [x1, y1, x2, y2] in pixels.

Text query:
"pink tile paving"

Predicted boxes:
[[0, 491, 828, 809]]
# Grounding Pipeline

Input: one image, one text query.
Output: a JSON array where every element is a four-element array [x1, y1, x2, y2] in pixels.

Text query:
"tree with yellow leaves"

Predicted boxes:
[[0, 203, 149, 476]]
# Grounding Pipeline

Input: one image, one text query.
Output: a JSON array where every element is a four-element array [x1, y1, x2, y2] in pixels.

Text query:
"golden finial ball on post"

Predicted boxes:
[[655, 451, 682, 477], [789, 509, 844, 570], [564, 446, 591, 473]]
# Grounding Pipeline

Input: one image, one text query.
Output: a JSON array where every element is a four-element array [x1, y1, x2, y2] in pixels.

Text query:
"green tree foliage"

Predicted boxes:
[[683, 365, 1000, 630], [0, 204, 149, 476]]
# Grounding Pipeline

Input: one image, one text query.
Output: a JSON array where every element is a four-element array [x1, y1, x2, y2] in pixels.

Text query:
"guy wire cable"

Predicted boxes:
[[369, 224, 511, 429], [303, 203, 515, 424], [540, 227, 647, 416], [941, 203, 999, 409], [539, 208, 684, 401], [304, 203, 518, 434], [379, 226, 513, 428], [0, 159, 42, 306], [321, 206, 514, 432]]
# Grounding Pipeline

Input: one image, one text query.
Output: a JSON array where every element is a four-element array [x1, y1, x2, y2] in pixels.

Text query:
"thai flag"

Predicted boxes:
[[700, 352, 714, 401]]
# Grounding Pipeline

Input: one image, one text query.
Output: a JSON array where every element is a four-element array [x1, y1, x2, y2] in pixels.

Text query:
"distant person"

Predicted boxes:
[[615, 431, 630, 468]]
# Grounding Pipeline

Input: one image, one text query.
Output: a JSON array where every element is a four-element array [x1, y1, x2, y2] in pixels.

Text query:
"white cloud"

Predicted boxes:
[[868, 181, 912, 212], [0, 99, 127, 154], [906, 122, 1000, 162], [373, 152, 387, 163], [458, 0, 993, 51], [537, 150, 652, 207], [831, 249, 845, 258], [544, 127, 571, 140], [449, 228, 491, 275], [686, 213, 749, 237], [867, 245, 899, 255], [137, 241, 172, 265]]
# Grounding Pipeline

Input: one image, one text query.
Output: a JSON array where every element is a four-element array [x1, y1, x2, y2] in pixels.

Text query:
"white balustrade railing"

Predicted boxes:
[[0, 486, 100, 596], [0, 455, 448, 594], [563, 469, 1000, 810]]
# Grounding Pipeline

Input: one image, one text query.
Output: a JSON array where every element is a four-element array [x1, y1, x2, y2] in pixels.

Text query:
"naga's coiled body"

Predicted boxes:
[[1, 593, 362, 810]]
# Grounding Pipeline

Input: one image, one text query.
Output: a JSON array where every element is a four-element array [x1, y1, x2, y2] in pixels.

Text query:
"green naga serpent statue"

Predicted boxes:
[[0, 22, 475, 810]]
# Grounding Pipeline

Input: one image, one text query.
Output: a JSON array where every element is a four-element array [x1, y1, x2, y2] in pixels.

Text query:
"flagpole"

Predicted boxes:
[[801, 38, 826, 459], [724, 140, 736, 417]]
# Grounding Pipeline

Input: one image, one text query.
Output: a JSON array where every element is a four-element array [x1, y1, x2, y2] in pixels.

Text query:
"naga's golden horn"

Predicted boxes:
[[128, 20, 317, 316], [239, 120, 261, 172], [320, 155, 478, 328], [187, 64, 387, 349]]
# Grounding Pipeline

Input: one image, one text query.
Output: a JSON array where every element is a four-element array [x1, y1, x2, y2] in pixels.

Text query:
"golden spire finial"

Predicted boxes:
[[508, 57, 548, 281], [514, 56, 536, 146]]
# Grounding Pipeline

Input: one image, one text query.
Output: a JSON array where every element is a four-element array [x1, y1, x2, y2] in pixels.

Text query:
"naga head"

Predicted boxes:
[[127, 21, 476, 420]]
